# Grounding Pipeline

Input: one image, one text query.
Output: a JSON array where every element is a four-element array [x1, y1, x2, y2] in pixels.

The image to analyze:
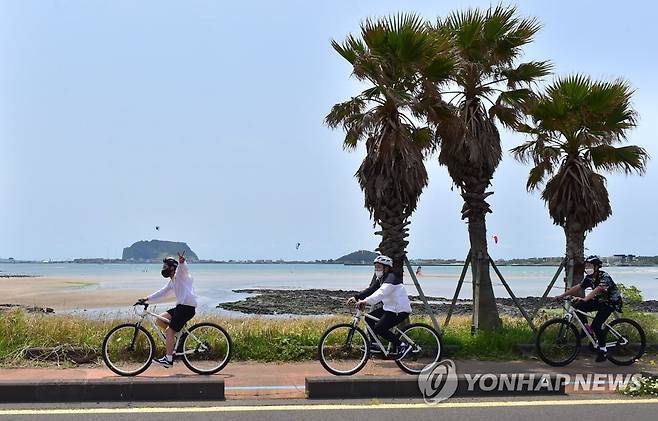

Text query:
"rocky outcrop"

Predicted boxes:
[[335, 250, 379, 265], [122, 240, 199, 262]]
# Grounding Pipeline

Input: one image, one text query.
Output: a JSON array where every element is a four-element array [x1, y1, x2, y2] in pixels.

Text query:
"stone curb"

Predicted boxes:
[[0, 377, 224, 403], [306, 374, 566, 399]]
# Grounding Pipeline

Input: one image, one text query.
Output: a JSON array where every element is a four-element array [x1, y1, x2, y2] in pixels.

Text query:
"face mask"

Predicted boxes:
[[161, 268, 173, 278], [375, 270, 384, 279], [585, 267, 595, 276]]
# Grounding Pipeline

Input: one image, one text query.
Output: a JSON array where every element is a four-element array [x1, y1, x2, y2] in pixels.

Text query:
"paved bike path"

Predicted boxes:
[[1, 357, 655, 400]]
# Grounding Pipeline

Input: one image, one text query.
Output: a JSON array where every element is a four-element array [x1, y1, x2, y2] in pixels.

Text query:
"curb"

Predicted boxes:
[[0, 377, 225, 403], [306, 374, 566, 399]]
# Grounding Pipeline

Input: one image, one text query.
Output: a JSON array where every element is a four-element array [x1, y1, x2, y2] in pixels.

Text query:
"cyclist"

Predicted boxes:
[[556, 255, 623, 362], [140, 251, 198, 368], [347, 255, 412, 360]]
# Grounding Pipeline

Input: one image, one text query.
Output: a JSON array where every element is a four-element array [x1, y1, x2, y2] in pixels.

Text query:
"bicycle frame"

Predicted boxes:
[[349, 307, 415, 357], [561, 301, 627, 349], [132, 305, 204, 356]]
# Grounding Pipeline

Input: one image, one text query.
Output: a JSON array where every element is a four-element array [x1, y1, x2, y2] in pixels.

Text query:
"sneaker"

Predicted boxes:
[[595, 349, 607, 363], [395, 342, 412, 361], [153, 356, 173, 368]]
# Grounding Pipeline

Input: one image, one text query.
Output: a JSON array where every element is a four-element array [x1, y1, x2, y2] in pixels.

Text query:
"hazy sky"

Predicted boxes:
[[1, 1, 657, 261]]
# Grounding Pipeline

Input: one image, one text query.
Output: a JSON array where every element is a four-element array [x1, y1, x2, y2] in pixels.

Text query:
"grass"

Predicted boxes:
[[0, 309, 656, 367], [63, 281, 97, 289]]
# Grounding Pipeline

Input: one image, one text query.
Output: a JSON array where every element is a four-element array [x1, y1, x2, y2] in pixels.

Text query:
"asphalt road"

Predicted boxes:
[[1, 397, 658, 421]]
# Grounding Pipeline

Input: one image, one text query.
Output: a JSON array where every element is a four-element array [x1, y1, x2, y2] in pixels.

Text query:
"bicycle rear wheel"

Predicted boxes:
[[395, 323, 442, 375], [102, 323, 155, 376], [318, 323, 370, 376], [604, 318, 646, 366], [536, 319, 580, 366], [181, 323, 232, 374]]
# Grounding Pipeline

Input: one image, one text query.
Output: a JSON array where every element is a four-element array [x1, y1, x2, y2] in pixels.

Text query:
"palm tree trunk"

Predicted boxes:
[[374, 197, 410, 276], [564, 223, 585, 288], [467, 214, 502, 330], [461, 179, 502, 330]]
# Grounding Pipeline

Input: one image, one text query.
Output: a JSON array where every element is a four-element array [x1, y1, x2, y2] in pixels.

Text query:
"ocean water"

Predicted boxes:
[[2, 263, 658, 315]]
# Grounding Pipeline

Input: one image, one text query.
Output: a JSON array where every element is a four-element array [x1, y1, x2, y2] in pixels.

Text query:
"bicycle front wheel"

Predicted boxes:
[[536, 319, 580, 366], [604, 318, 646, 366], [396, 323, 442, 375], [318, 323, 370, 376], [181, 323, 232, 375], [102, 323, 155, 376]]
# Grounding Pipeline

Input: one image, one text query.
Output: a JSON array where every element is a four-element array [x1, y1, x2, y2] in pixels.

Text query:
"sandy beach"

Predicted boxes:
[[1, 276, 151, 311]]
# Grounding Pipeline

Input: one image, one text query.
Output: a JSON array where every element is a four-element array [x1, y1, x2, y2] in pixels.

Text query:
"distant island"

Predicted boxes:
[[335, 250, 379, 265], [122, 240, 199, 263], [3, 248, 657, 267]]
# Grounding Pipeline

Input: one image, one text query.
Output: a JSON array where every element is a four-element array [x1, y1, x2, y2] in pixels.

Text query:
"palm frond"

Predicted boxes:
[[500, 61, 552, 87], [589, 145, 649, 175], [526, 159, 553, 191]]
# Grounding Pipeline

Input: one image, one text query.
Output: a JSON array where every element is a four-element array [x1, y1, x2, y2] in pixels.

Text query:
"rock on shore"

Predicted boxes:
[[217, 288, 658, 316]]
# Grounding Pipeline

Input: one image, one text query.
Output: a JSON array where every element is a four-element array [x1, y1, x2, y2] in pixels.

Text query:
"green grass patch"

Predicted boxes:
[[1, 309, 656, 367], [63, 281, 96, 288]]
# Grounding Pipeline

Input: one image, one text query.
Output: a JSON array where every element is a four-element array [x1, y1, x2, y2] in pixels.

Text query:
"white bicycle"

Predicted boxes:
[[318, 305, 443, 375], [102, 301, 232, 376]]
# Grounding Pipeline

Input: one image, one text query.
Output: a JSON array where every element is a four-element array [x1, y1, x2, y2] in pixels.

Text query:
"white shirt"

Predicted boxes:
[[147, 261, 198, 307], [364, 278, 412, 314]]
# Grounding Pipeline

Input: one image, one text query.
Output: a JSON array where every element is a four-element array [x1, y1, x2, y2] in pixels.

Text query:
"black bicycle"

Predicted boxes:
[[536, 299, 645, 366]]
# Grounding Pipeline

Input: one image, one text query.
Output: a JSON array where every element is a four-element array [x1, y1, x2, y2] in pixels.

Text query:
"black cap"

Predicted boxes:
[[162, 257, 179, 267]]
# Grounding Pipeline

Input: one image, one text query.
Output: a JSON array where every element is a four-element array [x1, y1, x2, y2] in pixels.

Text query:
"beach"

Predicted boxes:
[[0, 276, 150, 312]]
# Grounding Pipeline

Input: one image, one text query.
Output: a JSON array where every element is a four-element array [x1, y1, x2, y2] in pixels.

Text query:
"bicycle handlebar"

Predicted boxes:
[[134, 299, 149, 308]]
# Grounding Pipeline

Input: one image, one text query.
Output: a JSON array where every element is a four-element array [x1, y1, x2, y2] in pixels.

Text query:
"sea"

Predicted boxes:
[[2, 263, 657, 317]]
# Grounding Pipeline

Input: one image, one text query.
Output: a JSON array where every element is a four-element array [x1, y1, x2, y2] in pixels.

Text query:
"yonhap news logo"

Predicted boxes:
[[418, 359, 644, 404], [417, 359, 459, 404]]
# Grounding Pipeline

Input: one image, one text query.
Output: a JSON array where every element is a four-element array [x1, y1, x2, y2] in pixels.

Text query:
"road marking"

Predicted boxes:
[[226, 385, 305, 390], [1, 398, 658, 415]]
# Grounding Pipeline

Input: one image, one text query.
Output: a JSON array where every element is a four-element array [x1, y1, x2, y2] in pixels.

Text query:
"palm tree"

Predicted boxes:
[[512, 75, 649, 285], [325, 14, 455, 273], [425, 6, 551, 329]]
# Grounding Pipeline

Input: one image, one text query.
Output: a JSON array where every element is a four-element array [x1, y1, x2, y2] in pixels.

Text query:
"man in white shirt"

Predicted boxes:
[[141, 251, 198, 368]]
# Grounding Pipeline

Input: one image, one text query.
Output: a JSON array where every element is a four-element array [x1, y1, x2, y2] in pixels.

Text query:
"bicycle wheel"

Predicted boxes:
[[536, 319, 580, 366], [395, 323, 443, 375], [181, 323, 232, 375], [318, 323, 370, 376], [102, 323, 155, 376], [604, 318, 646, 366]]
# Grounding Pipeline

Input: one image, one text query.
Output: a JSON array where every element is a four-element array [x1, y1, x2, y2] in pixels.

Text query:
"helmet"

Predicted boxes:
[[584, 255, 603, 267], [162, 257, 179, 268], [373, 255, 393, 268]]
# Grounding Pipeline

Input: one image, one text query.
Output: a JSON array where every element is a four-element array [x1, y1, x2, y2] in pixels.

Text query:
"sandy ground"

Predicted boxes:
[[1, 277, 151, 311]]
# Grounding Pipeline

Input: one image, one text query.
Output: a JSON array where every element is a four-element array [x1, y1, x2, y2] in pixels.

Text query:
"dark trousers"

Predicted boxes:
[[574, 300, 615, 347], [365, 307, 410, 347]]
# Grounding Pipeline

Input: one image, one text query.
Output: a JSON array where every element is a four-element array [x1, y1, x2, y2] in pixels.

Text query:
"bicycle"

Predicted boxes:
[[536, 299, 646, 367], [318, 305, 443, 375], [102, 301, 232, 376]]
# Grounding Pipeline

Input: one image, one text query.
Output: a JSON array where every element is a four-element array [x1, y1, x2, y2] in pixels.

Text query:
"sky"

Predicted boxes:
[[1, 0, 657, 261]]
